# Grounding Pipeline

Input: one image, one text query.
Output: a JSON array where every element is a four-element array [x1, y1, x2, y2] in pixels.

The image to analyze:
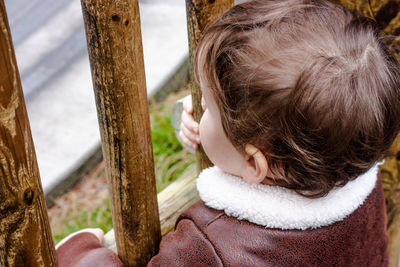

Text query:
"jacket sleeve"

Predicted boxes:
[[148, 219, 223, 267], [56, 232, 124, 267]]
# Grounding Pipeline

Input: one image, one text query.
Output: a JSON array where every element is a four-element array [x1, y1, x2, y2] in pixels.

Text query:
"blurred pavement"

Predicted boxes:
[[4, 0, 188, 195]]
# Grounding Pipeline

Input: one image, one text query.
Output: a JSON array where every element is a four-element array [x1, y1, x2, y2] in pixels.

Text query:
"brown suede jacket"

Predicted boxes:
[[57, 166, 389, 267], [150, 166, 388, 266], [149, 192, 387, 266]]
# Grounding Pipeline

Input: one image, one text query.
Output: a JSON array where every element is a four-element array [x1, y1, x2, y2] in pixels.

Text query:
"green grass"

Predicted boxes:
[[50, 90, 195, 244], [52, 199, 113, 244], [150, 101, 195, 192]]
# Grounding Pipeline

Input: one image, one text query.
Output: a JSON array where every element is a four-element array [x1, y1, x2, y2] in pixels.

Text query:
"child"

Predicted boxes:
[[57, 0, 400, 266]]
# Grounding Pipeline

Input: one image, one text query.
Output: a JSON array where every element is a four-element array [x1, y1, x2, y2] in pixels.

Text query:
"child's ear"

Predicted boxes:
[[241, 144, 269, 183]]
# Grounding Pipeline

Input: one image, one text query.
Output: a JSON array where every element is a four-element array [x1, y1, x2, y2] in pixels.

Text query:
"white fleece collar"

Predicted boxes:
[[196, 164, 379, 230]]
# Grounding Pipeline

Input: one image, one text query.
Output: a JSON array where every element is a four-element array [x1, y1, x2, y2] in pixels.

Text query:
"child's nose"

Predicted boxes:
[[201, 96, 207, 111]]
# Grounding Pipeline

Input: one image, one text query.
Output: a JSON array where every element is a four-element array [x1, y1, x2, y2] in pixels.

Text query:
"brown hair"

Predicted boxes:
[[194, 0, 400, 197]]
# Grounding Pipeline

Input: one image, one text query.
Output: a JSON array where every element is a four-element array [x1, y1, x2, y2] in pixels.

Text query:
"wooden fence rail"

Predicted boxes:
[[80, 0, 161, 266], [0, 0, 57, 266], [1, 0, 400, 266], [186, 0, 234, 173], [101, 0, 234, 261]]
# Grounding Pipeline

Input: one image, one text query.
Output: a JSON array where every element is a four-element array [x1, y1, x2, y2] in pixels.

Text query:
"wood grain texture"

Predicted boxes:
[[80, 1, 161, 266], [185, 0, 234, 173], [104, 166, 199, 253], [0, 1, 57, 266], [157, 166, 199, 236]]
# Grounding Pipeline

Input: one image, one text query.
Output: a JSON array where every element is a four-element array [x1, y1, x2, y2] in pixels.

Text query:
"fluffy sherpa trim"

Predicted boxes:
[[196, 164, 379, 230]]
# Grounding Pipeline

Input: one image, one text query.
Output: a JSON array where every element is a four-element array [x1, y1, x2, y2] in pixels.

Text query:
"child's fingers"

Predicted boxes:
[[181, 122, 201, 145], [181, 110, 199, 134], [182, 95, 193, 114], [179, 130, 198, 150]]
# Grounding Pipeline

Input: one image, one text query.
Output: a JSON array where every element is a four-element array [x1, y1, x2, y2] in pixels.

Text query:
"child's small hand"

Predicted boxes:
[[179, 95, 201, 150]]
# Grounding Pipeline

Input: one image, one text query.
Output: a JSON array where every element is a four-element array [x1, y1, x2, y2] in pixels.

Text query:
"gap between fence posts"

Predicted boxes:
[[80, 1, 161, 266], [185, 0, 234, 173], [0, 0, 57, 266]]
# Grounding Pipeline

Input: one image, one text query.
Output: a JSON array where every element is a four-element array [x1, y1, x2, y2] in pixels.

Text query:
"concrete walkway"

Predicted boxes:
[[4, 0, 189, 196]]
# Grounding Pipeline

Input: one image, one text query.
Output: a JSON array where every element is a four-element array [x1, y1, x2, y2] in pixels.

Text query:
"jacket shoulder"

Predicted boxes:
[[177, 200, 225, 230], [181, 174, 389, 267], [148, 202, 224, 267]]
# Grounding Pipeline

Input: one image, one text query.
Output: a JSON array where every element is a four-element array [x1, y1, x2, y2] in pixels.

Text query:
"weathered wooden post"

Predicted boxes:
[[0, 1, 57, 266], [80, 1, 161, 266], [185, 0, 234, 173]]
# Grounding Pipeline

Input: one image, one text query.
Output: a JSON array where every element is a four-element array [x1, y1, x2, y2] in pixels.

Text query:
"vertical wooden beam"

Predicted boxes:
[[80, 1, 160, 266], [0, 1, 57, 266], [185, 0, 234, 173]]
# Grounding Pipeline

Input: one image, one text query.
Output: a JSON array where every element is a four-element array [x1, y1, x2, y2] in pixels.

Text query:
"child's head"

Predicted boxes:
[[194, 0, 400, 197]]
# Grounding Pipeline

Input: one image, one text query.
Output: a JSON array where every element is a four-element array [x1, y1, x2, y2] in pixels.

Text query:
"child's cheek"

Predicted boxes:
[[199, 111, 216, 162], [199, 111, 209, 148]]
